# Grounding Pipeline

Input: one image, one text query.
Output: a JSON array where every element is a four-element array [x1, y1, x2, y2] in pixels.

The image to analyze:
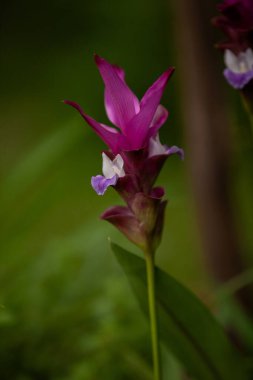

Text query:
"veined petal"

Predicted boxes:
[[126, 68, 174, 149], [64, 100, 121, 153], [91, 174, 117, 195], [94, 55, 140, 131]]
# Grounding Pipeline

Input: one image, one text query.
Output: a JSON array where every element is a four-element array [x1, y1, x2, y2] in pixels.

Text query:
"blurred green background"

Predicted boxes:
[[1, 0, 252, 379]]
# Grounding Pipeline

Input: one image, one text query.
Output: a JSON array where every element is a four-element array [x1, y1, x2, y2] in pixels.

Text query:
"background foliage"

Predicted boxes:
[[0, 0, 253, 379]]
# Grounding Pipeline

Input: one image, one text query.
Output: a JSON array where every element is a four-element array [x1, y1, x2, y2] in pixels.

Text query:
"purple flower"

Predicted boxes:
[[65, 56, 183, 251], [223, 48, 253, 88]]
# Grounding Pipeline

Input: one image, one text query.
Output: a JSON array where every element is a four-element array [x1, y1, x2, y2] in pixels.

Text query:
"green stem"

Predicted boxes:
[[145, 250, 162, 380]]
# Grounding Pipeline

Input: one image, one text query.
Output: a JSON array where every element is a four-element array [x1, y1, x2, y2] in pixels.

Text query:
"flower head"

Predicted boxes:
[[65, 56, 183, 252]]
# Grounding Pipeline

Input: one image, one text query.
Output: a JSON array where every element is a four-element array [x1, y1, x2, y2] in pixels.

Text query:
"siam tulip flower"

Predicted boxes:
[[64, 55, 183, 252], [212, 0, 253, 89], [65, 55, 183, 380]]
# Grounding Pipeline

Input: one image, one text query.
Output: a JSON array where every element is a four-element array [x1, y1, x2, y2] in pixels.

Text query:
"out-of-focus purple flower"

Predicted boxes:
[[65, 56, 183, 252], [224, 48, 253, 88], [213, 0, 253, 89]]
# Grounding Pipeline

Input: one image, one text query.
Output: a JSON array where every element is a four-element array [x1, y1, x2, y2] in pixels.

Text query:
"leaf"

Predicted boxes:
[[111, 242, 248, 380]]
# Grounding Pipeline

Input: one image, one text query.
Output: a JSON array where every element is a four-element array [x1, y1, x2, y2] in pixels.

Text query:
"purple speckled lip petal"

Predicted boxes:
[[223, 68, 253, 89], [94, 55, 140, 131], [64, 100, 121, 153], [166, 145, 185, 160], [127, 68, 174, 149], [91, 175, 117, 195]]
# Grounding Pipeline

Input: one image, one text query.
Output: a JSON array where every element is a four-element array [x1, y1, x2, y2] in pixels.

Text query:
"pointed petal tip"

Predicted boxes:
[[63, 99, 80, 108], [93, 53, 100, 62], [165, 66, 175, 80], [94, 54, 106, 67], [63, 100, 88, 116]]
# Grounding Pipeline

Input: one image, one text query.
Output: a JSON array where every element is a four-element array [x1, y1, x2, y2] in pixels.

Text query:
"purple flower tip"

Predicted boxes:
[[223, 68, 253, 89], [94, 54, 103, 65], [167, 146, 185, 160], [91, 175, 117, 195]]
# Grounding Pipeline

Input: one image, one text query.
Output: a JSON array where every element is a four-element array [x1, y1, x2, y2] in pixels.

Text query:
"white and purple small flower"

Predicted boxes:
[[91, 153, 125, 195], [223, 48, 253, 89]]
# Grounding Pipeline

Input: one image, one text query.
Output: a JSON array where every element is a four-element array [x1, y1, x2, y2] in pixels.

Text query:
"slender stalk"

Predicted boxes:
[[145, 250, 162, 380]]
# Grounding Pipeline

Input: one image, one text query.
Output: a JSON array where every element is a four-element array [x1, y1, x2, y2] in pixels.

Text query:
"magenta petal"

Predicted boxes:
[[140, 68, 175, 108], [113, 64, 125, 81], [64, 100, 121, 153], [148, 105, 169, 138], [91, 175, 117, 195], [101, 206, 146, 248], [94, 55, 140, 131], [126, 68, 175, 149]]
